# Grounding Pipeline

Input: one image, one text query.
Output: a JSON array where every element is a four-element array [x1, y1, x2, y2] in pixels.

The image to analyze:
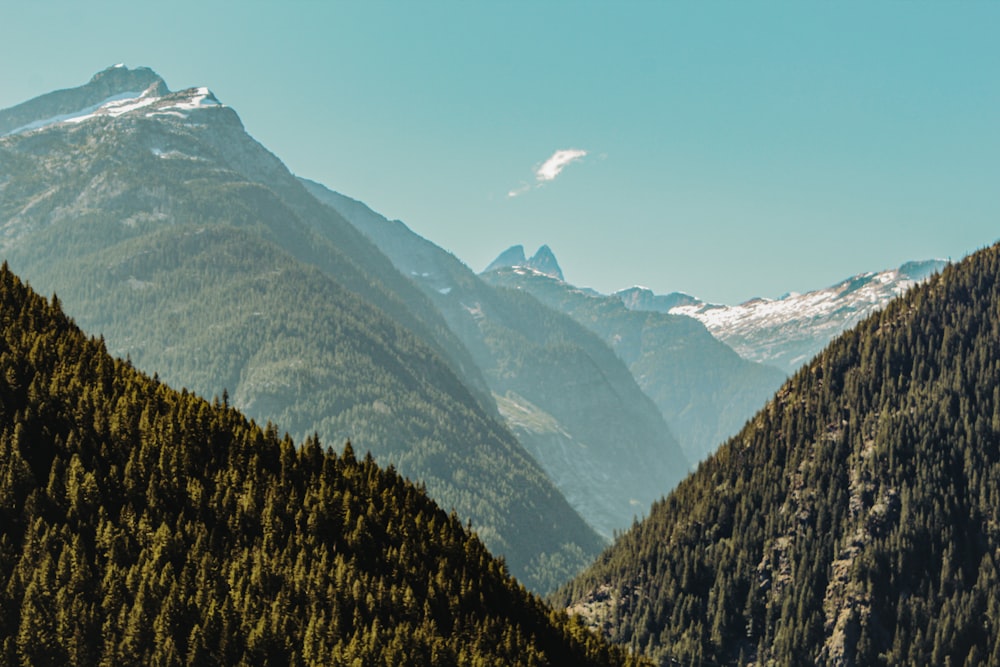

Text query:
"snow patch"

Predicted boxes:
[[462, 302, 485, 320], [75, 92, 159, 118], [150, 147, 200, 160], [2, 91, 143, 136], [159, 88, 220, 112], [663, 262, 946, 373], [3, 86, 223, 137]]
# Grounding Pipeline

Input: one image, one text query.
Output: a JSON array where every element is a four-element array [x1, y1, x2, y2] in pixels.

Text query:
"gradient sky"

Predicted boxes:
[[2, 2, 998, 304]]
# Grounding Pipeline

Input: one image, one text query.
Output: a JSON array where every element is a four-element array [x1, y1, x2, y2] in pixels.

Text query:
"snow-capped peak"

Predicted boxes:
[[0, 66, 225, 138], [156, 87, 222, 112], [633, 259, 949, 374]]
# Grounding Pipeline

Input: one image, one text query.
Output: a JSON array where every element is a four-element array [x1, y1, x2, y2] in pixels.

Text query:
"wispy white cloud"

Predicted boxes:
[[508, 148, 588, 197], [535, 148, 587, 182]]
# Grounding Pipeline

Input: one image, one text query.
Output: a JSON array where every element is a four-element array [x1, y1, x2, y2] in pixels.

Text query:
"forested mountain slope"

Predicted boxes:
[[302, 181, 689, 539], [483, 263, 787, 462], [0, 66, 602, 591], [0, 68, 489, 406], [0, 263, 647, 666], [557, 243, 1000, 665]]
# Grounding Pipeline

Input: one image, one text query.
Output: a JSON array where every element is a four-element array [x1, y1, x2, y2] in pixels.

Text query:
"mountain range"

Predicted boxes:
[[1, 67, 944, 567], [484, 247, 946, 461], [482, 251, 788, 463], [0, 66, 604, 592], [616, 259, 946, 374], [300, 183, 689, 539], [2, 64, 994, 666]]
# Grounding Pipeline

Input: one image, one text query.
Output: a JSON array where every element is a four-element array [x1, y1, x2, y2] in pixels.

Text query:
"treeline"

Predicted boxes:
[[0, 263, 644, 666], [556, 243, 1000, 665]]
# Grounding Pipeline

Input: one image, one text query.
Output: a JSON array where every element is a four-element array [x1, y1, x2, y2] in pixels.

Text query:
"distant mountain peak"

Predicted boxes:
[[529, 245, 564, 281], [629, 258, 950, 374], [88, 64, 167, 93], [483, 244, 564, 281], [484, 245, 527, 274], [0, 66, 226, 137]]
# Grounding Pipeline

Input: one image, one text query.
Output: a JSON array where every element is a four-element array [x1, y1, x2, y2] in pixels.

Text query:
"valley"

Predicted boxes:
[[0, 49, 993, 667]]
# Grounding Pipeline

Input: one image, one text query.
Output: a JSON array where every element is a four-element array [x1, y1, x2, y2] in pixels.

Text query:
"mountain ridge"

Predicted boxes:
[[0, 65, 169, 136], [617, 259, 947, 374], [0, 66, 602, 592], [556, 243, 1000, 665], [481, 262, 787, 462], [302, 179, 690, 540]]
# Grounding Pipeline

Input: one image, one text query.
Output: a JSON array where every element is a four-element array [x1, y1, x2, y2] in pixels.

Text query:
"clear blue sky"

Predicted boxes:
[[2, 1, 998, 304]]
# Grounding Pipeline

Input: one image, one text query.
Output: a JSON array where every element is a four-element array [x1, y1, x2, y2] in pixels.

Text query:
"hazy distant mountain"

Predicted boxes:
[[486, 244, 565, 281], [617, 259, 947, 374], [302, 182, 690, 539], [0, 65, 602, 591], [482, 259, 787, 462], [557, 244, 1000, 665]]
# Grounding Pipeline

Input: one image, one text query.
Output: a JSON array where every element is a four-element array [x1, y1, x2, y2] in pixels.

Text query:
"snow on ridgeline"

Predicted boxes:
[[2, 91, 144, 136], [617, 260, 948, 374], [1, 85, 223, 137]]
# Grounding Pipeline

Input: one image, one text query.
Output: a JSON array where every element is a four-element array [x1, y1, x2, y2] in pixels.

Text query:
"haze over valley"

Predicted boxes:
[[1, 4, 997, 664]]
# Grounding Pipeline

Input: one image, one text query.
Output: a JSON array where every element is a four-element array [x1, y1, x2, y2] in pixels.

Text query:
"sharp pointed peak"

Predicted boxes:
[[527, 245, 564, 281], [483, 245, 527, 274], [482, 244, 564, 281], [0, 66, 232, 138]]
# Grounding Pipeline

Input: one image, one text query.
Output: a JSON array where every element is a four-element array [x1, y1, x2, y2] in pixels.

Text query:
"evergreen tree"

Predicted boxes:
[[0, 263, 645, 666]]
